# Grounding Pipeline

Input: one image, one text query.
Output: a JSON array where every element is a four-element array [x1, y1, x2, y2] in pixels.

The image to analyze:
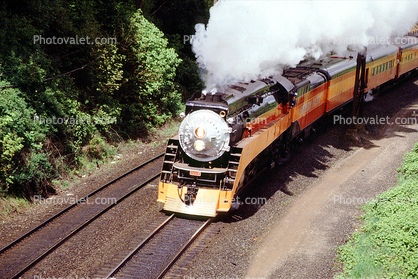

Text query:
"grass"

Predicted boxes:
[[336, 143, 418, 279], [0, 196, 33, 218]]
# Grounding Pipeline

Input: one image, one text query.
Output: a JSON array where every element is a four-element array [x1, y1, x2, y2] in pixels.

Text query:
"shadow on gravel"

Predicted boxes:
[[222, 73, 418, 223]]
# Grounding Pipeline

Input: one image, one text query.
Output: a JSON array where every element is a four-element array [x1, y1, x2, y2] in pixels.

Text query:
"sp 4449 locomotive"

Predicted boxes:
[[158, 36, 418, 217]]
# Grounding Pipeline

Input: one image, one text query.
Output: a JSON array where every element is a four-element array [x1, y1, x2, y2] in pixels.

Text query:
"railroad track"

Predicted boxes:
[[0, 153, 164, 279], [103, 215, 212, 279]]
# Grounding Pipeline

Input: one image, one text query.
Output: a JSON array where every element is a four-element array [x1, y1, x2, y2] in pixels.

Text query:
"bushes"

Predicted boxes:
[[0, 75, 121, 196], [0, 1, 206, 198], [117, 10, 182, 130], [17, 151, 57, 196], [0, 7, 184, 197], [0, 79, 50, 195], [397, 143, 418, 179], [337, 143, 418, 279]]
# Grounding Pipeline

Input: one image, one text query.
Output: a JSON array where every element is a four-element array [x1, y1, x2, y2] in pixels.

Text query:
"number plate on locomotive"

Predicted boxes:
[[190, 170, 201, 176]]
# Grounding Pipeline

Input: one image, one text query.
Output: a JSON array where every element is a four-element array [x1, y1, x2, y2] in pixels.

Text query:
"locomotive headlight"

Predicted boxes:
[[179, 110, 232, 162], [195, 127, 206, 139], [194, 140, 205, 151]]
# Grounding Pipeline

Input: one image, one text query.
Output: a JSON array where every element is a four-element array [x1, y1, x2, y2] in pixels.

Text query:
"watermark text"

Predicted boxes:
[[33, 115, 117, 125], [333, 114, 418, 126], [33, 195, 117, 206], [33, 35, 117, 45]]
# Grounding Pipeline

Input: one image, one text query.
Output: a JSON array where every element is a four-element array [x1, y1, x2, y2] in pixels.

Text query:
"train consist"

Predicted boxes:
[[157, 35, 418, 217]]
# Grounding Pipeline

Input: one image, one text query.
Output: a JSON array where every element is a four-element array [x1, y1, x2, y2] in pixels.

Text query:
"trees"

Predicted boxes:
[[0, 1, 207, 197], [117, 10, 182, 132], [0, 78, 53, 196], [145, 0, 210, 100]]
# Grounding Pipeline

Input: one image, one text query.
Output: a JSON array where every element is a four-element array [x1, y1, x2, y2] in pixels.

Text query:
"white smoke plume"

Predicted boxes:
[[192, 0, 418, 90]]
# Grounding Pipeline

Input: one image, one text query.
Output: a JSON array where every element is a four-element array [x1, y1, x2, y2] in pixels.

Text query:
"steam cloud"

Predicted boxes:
[[192, 0, 418, 90]]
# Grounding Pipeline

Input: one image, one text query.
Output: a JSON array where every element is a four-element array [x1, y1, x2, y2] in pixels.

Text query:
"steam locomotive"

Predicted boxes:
[[157, 35, 418, 217]]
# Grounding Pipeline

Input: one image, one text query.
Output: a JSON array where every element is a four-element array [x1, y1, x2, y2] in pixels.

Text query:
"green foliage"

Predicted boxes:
[[142, 0, 208, 99], [118, 10, 182, 131], [0, 195, 33, 217], [146, 0, 210, 58], [176, 56, 204, 101], [0, 1, 208, 197], [17, 151, 57, 196], [0, 79, 49, 195], [397, 143, 418, 179], [92, 43, 125, 96], [337, 143, 418, 279]]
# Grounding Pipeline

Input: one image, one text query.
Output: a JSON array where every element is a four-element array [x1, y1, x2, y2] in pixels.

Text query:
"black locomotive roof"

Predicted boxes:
[[186, 91, 229, 113], [186, 75, 294, 115]]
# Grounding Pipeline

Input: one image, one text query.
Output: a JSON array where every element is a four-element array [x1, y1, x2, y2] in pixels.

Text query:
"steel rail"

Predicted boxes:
[[0, 152, 164, 255], [9, 172, 161, 279], [104, 214, 176, 279], [156, 218, 213, 279]]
